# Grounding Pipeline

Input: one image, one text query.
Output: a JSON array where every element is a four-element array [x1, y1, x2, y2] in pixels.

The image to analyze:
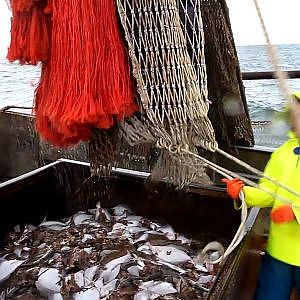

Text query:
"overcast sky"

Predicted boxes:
[[227, 0, 300, 46], [0, 0, 299, 58]]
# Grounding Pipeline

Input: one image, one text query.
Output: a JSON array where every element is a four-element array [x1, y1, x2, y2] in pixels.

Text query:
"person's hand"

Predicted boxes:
[[270, 205, 295, 223], [221, 178, 244, 200]]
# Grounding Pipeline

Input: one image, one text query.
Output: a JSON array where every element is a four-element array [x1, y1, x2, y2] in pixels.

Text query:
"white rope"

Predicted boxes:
[[192, 0, 298, 265], [252, 0, 292, 104], [217, 148, 300, 200], [180, 149, 247, 264], [181, 147, 300, 264], [202, 188, 248, 265], [182, 149, 300, 209]]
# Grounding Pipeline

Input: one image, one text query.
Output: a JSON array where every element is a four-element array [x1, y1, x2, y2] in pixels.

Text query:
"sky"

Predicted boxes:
[[0, 0, 300, 58], [226, 0, 300, 46]]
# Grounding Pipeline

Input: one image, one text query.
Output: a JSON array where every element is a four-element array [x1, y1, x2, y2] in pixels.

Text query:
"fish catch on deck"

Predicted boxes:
[[0, 202, 222, 299]]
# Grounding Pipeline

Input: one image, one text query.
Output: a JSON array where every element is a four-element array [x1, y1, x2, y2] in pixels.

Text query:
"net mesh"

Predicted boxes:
[[89, 0, 254, 186], [201, 0, 254, 148], [117, 0, 217, 152]]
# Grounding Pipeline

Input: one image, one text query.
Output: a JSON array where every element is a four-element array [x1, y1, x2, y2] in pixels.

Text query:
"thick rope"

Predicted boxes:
[[183, 149, 300, 209], [180, 149, 247, 264]]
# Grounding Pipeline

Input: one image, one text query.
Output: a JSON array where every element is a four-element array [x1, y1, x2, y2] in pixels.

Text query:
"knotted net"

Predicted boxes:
[[102, 0, 217, 186], [118, 0, 216, 149], [201, 0, 254, 148]]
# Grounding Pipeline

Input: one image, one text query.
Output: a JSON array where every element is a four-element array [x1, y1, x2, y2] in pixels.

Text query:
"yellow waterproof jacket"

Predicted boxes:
[[244, 132, 300, 266]]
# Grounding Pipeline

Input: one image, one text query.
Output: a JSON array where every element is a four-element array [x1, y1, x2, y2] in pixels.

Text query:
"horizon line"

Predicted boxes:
[[236, 42, 300, 47], [1, 43, 300, 59]]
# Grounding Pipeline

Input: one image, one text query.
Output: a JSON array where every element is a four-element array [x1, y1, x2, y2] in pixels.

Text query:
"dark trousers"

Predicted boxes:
[[255, 254, 300, 300]]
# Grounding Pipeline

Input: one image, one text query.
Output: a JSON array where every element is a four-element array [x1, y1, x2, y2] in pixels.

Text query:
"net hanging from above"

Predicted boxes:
[[100, 0, 219, 186], [7, 0, 138, 147], [117, 0, 216, 151]]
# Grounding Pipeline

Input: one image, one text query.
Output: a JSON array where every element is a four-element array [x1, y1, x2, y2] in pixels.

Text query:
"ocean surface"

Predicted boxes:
[[1, 44, 300, 148], [238, 44, 300, 147]]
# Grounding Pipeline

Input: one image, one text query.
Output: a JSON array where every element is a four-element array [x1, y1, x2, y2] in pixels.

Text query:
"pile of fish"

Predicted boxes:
[[0, 203, 221, 299]]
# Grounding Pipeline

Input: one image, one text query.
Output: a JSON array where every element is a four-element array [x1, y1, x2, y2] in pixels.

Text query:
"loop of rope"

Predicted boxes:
[[197, 185, 248, 265], [181, 146, 300, 263], [199, 1, 300, 264]]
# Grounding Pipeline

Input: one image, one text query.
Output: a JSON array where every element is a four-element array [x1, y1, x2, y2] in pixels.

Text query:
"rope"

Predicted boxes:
[[217, 148, 300, 200], [213, 0, 300, 206], [179, 149, 247, 264], [183, 148, 300, 206], [116, 0, 217, 186], [155, 0, 299, 264], [181, 147, 300, 264], [116, 0, 298, 264], [252, 0, 292, 104]]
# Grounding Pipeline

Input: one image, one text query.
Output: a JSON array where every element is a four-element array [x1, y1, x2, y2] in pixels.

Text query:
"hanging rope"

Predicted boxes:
[[114, 0, 300, 264], [252, 0, 292, 104], [191, 0, 300, 263], [183, 150, 248, 264]]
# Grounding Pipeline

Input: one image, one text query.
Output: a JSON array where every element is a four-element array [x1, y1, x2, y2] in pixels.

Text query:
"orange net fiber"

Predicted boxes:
[[7, 0, 137, 146]]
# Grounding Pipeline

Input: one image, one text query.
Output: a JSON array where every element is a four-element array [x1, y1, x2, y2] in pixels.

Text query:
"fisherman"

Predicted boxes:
[[223, 91, 300, 300]]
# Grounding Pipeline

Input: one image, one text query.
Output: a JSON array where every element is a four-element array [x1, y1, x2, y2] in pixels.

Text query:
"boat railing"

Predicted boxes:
[[242, 70, 300, 80]]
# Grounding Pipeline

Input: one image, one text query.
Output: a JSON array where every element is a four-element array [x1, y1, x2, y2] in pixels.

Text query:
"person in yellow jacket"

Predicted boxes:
[[223, 91, 300, 300]]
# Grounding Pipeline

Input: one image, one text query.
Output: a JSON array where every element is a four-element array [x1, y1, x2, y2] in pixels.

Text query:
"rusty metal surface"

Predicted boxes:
[[0, 160, 244, 298], [0, 160, 276, 299], [0, 112, 39, 181], [0, 112, 273, 184]]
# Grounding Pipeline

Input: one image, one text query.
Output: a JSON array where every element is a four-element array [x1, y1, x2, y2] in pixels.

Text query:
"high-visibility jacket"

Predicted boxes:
[[244, 131, 300, 266]]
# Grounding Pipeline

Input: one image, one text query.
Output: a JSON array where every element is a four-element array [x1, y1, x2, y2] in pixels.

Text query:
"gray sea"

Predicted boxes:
[[1, 44, 300, 148], [238, 44, 300, 147]]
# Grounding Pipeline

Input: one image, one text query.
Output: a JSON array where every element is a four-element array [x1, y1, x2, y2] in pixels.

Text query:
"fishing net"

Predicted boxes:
[[200, 0, 254, 148], [90, 0, 254, 186], [110, 0, 218, 186], [6, 0, 253, 186], [117, 0, 216, 150]]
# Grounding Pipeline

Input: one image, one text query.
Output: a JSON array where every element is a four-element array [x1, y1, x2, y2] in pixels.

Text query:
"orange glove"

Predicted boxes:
[[222, 178, 244, 200], [270, 205, 295, 223]]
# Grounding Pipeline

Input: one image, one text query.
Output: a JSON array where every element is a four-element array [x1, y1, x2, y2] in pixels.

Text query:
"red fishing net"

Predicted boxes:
[[7, 0, 138, 146]]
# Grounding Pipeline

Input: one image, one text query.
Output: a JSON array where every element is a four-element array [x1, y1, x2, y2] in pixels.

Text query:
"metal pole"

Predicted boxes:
[[242, 70, 300, 80]]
